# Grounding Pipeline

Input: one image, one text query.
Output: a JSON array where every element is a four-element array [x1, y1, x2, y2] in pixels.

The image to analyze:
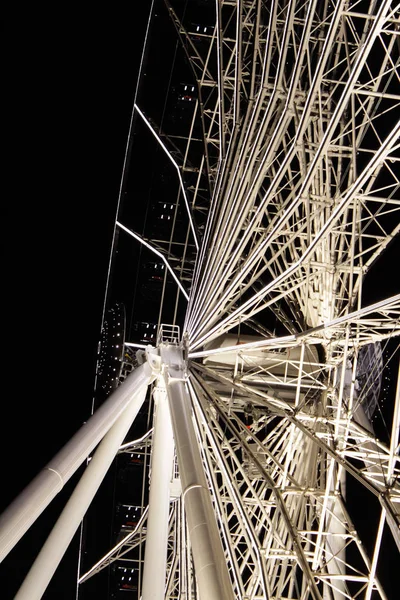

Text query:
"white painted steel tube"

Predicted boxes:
[[161, 346, 234, 600], [141, 380, 175, 600], [0, 361, 154, 562], [14, 382, 149, 600]]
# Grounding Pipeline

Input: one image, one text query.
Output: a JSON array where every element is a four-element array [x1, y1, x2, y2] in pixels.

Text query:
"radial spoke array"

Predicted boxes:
[[167, 1, 399, 598], [84, 1, 400, 598], [175, 0, 400, 351]]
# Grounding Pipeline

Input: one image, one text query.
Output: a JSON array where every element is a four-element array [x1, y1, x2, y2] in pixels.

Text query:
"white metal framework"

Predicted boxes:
[[1, 1, 399, 599]]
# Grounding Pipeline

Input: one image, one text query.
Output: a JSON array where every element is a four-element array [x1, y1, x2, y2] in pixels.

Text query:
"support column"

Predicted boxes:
[[15, 379, 150, 600], [0, 359, 155, 562], [141, 377, 175, 600], [161, 345, 235, 600]]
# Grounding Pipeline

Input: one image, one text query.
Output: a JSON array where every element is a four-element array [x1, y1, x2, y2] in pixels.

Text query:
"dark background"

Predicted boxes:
[[2, 5, 153, 598]]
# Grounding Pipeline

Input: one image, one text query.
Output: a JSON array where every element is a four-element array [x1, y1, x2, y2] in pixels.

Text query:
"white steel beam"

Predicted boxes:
[[141, 377, 175, 600], [15, 383, 150, 600], [0, 359, 155, 562], [160, 343, 235, 600]]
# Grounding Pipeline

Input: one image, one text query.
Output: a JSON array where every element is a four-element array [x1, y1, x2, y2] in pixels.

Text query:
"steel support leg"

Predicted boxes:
[[14, 380, 150, 600], [0, 360, 154, 562], [161, 345, 235, 600], [141, 378, 175, 600]]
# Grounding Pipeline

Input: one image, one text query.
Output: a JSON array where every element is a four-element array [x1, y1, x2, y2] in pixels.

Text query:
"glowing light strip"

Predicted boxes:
[[117, 221, 189, 300], [134, 104, 199, 251], [100, 0, 156, 334]]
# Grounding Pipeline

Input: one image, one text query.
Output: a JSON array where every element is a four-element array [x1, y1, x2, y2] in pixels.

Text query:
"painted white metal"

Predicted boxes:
[[161, 344, 235, 600], [14, 383, 149, 600], [141, 377, 175, 600], [0, 360, 154, 562]]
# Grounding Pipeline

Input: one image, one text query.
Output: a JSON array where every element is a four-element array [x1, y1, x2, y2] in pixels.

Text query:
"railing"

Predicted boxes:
[[157, 324, 181, 345]]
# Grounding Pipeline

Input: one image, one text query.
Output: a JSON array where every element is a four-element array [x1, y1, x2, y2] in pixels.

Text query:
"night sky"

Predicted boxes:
[[2, 5, 152, 598]]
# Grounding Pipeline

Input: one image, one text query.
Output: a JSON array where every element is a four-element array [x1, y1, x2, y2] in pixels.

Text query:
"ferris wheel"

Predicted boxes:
[[1, 1, 399, 599]]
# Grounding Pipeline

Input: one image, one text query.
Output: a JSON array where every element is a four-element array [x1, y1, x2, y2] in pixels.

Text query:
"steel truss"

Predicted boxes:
[[1, 1, 399, 599]]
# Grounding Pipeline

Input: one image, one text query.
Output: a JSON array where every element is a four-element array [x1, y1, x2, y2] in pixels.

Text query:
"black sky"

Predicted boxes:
[[2, 5, 152, 597]]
